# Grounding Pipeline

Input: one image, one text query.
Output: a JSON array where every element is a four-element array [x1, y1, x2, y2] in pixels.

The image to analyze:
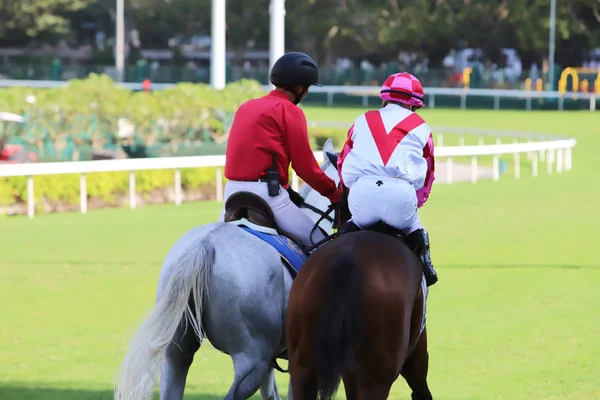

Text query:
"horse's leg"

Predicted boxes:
[[259, 367, 281, 400], [206, 260, 284, 399], [289, 366, 318, 400], [400, 328, 433, 400], [223, 353, 273, 400], [287, 328, 318, 399], [159, 317, 201, 400], [356, 382, 394, 400]]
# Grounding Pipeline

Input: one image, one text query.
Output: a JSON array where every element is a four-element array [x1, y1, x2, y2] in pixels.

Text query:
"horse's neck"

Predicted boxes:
[[300, 186, 327, 212], [298, 184, 311, 199], [300, 186, 333, 232]]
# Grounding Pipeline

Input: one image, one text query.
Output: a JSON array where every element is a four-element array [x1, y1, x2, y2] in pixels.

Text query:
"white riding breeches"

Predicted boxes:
[[347, 175, 423, 234], [218, 180, 327, 248]]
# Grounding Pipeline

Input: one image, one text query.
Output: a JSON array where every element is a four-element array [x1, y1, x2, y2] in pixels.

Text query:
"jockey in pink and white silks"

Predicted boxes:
[[337, 72, 438, 286]]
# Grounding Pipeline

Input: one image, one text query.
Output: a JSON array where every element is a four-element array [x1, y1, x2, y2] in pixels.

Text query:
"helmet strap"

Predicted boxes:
[[277, 85, 304, 105], [292, 86, 308, 105]]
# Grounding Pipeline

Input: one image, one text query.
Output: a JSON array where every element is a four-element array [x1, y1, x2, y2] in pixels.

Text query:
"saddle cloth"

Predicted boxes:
[[228, 218, 307, 276]]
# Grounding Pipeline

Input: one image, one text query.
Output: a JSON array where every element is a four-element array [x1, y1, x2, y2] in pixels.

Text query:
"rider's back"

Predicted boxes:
[[341, 104, 431, 190], [225, 91, 303, 185]]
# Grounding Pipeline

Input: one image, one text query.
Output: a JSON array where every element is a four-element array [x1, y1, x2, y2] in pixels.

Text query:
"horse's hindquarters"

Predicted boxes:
[[192, 224, 292, 359], [287, 231, 426, 399], [156, 222, 294, 399]]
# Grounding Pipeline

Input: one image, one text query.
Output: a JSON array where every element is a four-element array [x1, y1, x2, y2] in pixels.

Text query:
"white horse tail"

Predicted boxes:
[[114, 236, 215, 400]]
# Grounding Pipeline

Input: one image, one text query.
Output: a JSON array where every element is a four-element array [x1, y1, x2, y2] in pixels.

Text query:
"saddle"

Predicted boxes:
[[223, 191, 305, 250], [370, 221, 408, 244], [345, 220, 408, 245]]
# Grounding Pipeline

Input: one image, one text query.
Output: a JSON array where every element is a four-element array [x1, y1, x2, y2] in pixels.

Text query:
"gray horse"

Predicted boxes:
[[114, 139, 340, 400]]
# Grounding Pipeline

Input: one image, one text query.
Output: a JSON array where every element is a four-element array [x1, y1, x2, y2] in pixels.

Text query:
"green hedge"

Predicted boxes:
[[0, 74, 267, 160], [0, 75, 351, 215], [0, 168, 221, 213], [0, 74, 266, 133]]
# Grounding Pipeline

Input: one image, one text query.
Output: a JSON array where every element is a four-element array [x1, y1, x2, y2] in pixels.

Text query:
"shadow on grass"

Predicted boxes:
[[0, 385, 238, 400]]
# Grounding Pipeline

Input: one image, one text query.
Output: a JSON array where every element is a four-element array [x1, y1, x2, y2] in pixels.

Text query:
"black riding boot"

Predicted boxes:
[[340, 220, 361, 235], [406, 228, 438, 287]]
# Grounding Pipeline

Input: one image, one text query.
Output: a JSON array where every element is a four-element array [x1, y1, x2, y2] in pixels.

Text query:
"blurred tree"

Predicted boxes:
[[226, 0, 270, 56], [0, 0, 94, 38], [126, 0, 211, 47], [0, 0, 599, 68]]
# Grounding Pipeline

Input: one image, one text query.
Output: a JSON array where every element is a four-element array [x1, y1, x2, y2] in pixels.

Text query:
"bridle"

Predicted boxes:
[[301, 201, 335, 224]]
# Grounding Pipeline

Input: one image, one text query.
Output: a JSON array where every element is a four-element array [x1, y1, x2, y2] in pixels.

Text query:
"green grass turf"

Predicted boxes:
[[1, 108, 599, 399]]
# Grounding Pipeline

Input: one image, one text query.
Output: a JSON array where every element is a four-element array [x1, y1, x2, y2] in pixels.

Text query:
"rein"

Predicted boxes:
[[307, 203, 338, 249], [300, 200, 335, 223]]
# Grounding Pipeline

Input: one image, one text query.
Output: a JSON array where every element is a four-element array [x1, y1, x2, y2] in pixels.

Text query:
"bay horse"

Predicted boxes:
[[286, 224, 432, 400]]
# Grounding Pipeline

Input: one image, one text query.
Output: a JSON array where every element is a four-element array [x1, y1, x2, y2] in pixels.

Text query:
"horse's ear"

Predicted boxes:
[[322, 138, 334, 155], [326, 151, 338, 169]]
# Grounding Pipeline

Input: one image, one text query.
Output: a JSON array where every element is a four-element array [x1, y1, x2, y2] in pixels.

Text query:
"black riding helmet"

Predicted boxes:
[[270, 52, 321, 104]]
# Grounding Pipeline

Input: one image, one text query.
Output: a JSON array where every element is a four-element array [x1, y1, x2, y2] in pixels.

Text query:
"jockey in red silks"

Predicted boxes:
[[336, 72, 438, 286], [219, 52, 341, 248]]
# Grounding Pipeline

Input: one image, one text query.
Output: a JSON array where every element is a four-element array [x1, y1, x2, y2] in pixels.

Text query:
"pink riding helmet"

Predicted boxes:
[[379, 72, 425, 109]]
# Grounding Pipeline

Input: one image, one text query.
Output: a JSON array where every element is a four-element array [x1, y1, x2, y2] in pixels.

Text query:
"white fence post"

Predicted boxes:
[[556, 149, 564, 173], [80, 173, 87, 214], [174, 169, 182, 206], [27, 176, 34, 218], [513, 139, 520, 180], [492, 155, 500, 181], [565, 147, 572, 170], [428, 94, 435, 108], [471, 156, 478, 183], [129, 171, 136, 209], [446, 158, 453, 184], [547, 150, 554, 174]]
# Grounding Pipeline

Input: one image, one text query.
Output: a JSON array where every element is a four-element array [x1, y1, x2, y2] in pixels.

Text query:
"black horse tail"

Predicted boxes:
[[314, 252, 365, 400]]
